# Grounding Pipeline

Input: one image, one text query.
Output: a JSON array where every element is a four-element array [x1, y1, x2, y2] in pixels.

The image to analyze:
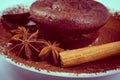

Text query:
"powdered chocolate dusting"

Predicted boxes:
[[0, 14, 120, 73]]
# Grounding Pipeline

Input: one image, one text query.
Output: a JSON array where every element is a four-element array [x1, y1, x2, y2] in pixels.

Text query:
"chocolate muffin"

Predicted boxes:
[[1, 6, 30, 30], [30, 0, 109, 49]]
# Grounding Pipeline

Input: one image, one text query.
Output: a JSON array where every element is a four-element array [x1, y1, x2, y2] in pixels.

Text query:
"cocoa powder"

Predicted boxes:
[[0, 7, 120, 73]]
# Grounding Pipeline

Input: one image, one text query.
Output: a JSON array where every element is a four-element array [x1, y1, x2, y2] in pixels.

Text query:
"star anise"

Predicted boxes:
[[39, 39, 64, 64], [9, 27, 43, 60], [10, 26, 27, 39], [8, 26, 64, 64]]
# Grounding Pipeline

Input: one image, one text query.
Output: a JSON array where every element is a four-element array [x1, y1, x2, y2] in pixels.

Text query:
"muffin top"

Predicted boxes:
[[30, 0, 109, 34]]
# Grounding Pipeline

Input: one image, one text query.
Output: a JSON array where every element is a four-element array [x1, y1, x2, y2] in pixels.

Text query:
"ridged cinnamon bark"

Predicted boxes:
[[60, 41, 120, 67]]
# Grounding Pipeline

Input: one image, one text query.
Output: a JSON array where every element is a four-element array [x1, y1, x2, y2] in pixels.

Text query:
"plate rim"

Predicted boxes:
[[0, 53, 120, 78]]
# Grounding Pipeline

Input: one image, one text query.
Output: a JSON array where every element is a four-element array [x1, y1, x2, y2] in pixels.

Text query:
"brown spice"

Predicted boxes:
[[39, 40, 64, 64], [60, 41, 120, 67], [8, 27, 43, 61], [0, 13, 120, 74]]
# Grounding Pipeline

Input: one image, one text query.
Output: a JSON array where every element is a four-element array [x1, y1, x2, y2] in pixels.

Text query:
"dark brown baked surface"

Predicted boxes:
[[30, 0, 109, 34]]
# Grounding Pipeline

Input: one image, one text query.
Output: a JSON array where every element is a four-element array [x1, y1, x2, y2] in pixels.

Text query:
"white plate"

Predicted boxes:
[[0, 0, 120, 78]]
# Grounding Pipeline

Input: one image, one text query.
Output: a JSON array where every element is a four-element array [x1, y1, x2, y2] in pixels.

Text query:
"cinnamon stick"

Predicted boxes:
[[60, 41, 120, 67]]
